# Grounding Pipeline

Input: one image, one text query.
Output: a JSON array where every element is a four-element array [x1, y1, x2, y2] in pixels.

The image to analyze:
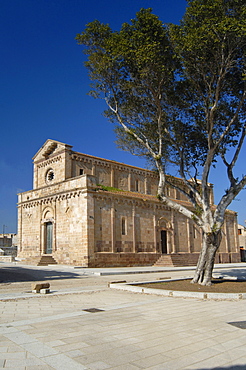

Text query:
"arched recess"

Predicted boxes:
[[157, 217, 173, 254], [41, 206, 55, 254]]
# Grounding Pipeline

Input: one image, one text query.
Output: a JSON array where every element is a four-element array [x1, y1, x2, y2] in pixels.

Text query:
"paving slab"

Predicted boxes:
[[0, 262, 246, 368]]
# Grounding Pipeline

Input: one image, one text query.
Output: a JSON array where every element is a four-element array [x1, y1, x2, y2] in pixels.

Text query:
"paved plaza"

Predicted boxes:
[[0, 263, 246, 369]]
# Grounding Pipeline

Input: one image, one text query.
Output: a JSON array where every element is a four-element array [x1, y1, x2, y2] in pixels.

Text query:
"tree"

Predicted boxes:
[[76, 1, 246, 285]]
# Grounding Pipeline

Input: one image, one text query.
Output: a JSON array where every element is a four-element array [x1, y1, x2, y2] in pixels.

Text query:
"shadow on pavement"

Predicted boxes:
[[216, 268, 246, 279], [0, 265, 85, 283], [206, 366, 246, 369]]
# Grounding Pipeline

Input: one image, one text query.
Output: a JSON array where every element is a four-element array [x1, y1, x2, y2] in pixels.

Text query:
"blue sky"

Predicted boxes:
[[0, 0, 245, 233]]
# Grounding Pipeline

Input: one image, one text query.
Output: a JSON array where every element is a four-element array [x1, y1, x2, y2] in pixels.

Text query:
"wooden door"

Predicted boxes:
[[45, 222, 53, 254], [161, 230, 167, 254]]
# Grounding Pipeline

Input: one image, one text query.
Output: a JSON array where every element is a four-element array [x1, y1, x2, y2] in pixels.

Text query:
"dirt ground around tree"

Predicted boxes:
[[139, 278, 246, 293]]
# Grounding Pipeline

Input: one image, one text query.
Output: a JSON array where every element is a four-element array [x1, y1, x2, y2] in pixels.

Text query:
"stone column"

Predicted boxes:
[[171, 209, 176, 253], [33, 164, 38, 189], [224, 221, 229, 253], [233, 217, 239, 252], [132, 203, 136, 253], [41, 221, 45, 255], [187, 219, 191, 253], [111, 167, 115, 188], [153, 212, 157, 253], [39, 201, 42, 254], [111, 200, 116, 252], [166, 231, 169, 254], [87, 193, 95, 260], [18, 203, 22, 252], [144, 175, 148, 194], [53, 199, 57, 252], [128, 171, 132, 191]]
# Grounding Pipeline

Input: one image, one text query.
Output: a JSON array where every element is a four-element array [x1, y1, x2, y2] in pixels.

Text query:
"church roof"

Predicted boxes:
[[32, 139, 73, 161]]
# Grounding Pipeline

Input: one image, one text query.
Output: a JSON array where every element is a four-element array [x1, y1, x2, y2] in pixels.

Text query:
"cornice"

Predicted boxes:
[[36, 155, 62, 168], [71, 152, 158, 177], [34, 147, 68, 165], [92, 190, 170, 210], [20, 189, 86, 208]]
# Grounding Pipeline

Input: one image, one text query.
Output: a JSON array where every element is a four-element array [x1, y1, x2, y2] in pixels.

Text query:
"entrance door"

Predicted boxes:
[[161, 230, 167, 254], [45, 222, 53, 254]]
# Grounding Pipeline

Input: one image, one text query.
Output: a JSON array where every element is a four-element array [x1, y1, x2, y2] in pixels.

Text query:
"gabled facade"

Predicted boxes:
[[17, 139, 240, 267]]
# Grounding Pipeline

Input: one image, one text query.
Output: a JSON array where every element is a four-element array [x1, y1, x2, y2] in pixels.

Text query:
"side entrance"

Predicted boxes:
[[160, 230, 167, 254]]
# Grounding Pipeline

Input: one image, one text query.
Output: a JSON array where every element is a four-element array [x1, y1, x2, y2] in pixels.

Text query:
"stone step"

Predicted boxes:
[[154, 254, 198, 267], [37, 255, 58, 266]]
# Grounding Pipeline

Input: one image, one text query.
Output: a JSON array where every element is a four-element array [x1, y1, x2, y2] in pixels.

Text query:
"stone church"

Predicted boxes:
[[17, 139, 240, 267]]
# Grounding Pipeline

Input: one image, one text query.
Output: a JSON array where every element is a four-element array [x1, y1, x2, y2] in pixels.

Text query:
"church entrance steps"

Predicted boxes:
[[154, 254, 199, 267], [37, 255, 58, 266], [21, 255, 58, 266]]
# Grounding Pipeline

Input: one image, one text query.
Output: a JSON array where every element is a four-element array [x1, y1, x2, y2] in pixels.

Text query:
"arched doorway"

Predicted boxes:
[[157, 217, 173, 254], [42, 207, 55, 255]]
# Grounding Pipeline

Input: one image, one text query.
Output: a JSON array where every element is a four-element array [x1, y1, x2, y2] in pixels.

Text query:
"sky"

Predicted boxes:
[[0, 0, 245, 233]]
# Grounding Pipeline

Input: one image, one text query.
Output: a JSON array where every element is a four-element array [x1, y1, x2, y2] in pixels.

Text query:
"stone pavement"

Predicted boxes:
[[0, 263, 246, 369]]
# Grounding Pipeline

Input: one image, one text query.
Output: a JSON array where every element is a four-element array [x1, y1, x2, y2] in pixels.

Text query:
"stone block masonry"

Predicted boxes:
[[17, 139, 240, 267]]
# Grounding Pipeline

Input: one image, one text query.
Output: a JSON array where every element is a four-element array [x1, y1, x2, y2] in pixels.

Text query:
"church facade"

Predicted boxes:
[[17, 139, 240, 267]]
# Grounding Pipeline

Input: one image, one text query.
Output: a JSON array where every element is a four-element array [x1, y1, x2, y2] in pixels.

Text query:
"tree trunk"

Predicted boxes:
[[192, 230, 222, 286]]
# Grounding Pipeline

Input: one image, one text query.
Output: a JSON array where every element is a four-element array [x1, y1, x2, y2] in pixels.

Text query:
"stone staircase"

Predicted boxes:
[[37, 255, 58, 266], [154, 254, 199, 267]]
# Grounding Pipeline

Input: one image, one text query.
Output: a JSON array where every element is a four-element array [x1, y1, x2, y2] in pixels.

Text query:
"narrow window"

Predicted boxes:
[[122, 217, 127, 235], [238, 229, 242, 235], [79, 168, 84, 175], [135, 180, 139, 192], [193, 226, 197, 239]]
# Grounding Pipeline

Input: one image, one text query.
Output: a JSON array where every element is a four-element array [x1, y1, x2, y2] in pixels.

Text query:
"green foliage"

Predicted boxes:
[[170, 0, 246, 154], [211, 223, 219, 233], [191, 214, 199, 223], [77, 2, 246, 225], [96, 184, 123, 192], [76, 9, 177, 163], [194, 205, 203, 217], [77, 3, 245, 170]]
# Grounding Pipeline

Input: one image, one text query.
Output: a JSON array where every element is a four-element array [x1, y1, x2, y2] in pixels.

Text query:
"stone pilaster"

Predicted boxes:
[[111, 200, 116, 252], [171, 209, 176, 253]]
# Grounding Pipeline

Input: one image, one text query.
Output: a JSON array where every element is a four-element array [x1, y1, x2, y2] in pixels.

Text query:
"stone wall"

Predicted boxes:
[[17, 139, 240, 267], [89, 252, 161, 268], [18, 175, 97, 266]]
